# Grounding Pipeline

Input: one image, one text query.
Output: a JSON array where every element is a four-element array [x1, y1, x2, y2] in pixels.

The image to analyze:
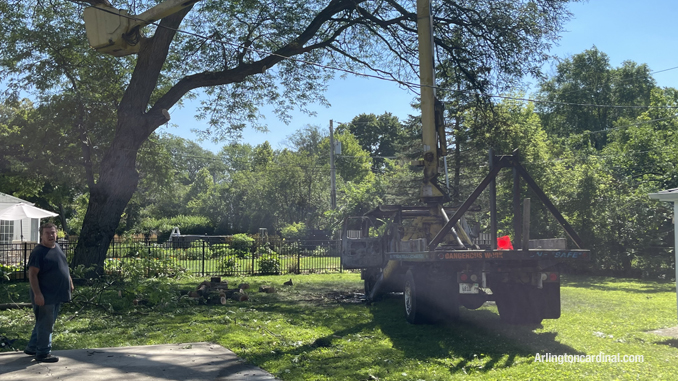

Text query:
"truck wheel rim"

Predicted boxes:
[[404, 281, 413, 316]]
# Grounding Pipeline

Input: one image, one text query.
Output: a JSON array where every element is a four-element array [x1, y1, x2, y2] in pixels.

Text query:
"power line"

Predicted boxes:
[[520, 145, 678, 166], [651, 65, 678, 76], [536, 63, 678, 100], [569, 114, 678, 136]]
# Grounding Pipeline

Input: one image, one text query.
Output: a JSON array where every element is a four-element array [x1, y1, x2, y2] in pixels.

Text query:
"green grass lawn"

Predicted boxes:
[[1, 273, 677, 380]]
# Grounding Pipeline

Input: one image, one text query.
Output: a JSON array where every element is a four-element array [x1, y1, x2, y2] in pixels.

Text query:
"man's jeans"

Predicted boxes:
[[26, 303, 61, 356]]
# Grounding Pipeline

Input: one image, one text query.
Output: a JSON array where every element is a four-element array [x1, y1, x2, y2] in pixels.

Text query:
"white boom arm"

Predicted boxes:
[[83, 0, 200, 57]]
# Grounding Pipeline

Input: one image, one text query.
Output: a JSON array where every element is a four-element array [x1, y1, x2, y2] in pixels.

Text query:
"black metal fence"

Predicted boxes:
[[0, 242, 32, 281], [0, 238, 342, 281]]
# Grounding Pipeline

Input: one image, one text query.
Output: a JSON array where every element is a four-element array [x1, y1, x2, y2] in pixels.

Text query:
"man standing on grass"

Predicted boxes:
[[24, 223, 73, 363]]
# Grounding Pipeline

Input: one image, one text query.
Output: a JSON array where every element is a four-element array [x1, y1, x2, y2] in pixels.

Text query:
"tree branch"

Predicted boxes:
[[64, 0, 111, 7], [119, 6, 194, 136], [151, 0, 365, 115]]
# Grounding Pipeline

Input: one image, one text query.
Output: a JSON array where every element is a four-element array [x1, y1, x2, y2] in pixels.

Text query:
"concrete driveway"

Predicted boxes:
[[0, 342, 278, 380]]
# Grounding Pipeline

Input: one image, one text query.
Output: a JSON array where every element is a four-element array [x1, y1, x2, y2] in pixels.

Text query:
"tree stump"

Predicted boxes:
[[259, 286, 276, 293]]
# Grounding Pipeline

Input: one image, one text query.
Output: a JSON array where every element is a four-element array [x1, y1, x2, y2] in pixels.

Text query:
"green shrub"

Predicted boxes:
[[181, 239, 212, 260], [305, 246, 331, 257], [0, 263, 21, 282], [142, 258, 187, 278], [123, 242, 147, 258], [105, 257, 186, 280], [231, 234, 254, 259], [277, 241, 299, 256], [147, 245, 166, 259], [211, 243, 231, 258], [259, 253, 281, 275], [280, 222, 308, 240], [117, 242, 166, 260], [104, 258, 123, 276], [100, 258, 186, 308], [217, 256, 239, 276]]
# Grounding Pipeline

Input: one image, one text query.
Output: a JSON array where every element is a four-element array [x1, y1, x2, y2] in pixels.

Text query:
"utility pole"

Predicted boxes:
[[329, 120, 337, 209]]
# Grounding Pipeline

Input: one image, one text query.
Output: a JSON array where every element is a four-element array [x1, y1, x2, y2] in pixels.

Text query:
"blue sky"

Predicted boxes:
[[160, 0, 678, 152]]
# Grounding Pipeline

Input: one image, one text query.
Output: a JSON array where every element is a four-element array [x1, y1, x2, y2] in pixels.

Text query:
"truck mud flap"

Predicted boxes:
[[540, 283, 561, 319]]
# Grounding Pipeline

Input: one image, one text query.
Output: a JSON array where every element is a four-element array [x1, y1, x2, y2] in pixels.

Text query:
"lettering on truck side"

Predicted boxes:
[[437, 251, 505, 260], [389, 253, 429, 260], [438, 252, 483, 260], [530, 251, 589, 259]]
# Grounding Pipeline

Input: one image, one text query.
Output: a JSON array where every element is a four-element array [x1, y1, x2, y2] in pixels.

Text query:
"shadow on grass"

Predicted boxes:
[[561, 275, 675, 294], [657, 339, 678, 349], [252, 291, 583, 376], [371, 295, 583, 374]]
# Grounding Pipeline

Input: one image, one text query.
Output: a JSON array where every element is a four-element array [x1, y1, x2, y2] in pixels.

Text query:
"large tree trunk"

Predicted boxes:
[[72, 136, 143, 274], [71, 9, 191, 274]]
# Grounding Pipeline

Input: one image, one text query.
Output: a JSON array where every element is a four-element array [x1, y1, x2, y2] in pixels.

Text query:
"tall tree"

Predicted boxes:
[[320, 130, 374, 184], [536, 47, 656, 149], [338, 113, 406, 169], [1, 0, 578, 272], [160, 134, 223, 184]]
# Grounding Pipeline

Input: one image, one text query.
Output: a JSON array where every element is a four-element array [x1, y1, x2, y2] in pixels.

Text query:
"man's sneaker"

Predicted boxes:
[[23, 349, 36, 356], [35, 354, 59, 363]]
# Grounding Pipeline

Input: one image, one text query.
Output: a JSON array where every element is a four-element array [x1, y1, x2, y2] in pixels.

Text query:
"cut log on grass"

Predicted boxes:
[[259, 286, 276, 293], [238, 283, 249, 290], [0, 303, 31, 310], [197, 282, 212, 296], [231, 292, 249, 302]]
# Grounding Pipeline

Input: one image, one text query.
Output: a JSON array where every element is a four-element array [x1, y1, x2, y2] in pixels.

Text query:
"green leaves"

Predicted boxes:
[[536, 47, 656, 149]]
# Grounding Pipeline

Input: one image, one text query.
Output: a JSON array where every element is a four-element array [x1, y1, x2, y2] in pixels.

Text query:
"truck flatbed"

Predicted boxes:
[[386, 249, 590, 262]]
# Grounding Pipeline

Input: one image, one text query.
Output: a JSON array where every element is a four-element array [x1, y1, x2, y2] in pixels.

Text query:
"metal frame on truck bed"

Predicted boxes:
[[341, 152, 591, 325]]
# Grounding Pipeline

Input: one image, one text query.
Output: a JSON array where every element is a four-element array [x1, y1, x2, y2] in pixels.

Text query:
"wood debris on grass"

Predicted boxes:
[[186, 277, 248, 304]]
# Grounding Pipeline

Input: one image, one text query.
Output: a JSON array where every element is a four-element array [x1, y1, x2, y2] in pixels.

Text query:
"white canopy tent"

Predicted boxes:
[[0, 203, 59, 242], [649, 188, 678, 321]]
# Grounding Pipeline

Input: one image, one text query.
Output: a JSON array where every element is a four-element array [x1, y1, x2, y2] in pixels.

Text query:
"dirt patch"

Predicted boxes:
[[648, 326, 678, 338], [325, 290, 366, 304], [287, 289, 365, 305]]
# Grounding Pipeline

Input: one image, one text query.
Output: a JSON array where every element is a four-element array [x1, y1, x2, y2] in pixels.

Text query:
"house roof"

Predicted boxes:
[[649, 188, 678, 202], [0, 192, 33, 205]]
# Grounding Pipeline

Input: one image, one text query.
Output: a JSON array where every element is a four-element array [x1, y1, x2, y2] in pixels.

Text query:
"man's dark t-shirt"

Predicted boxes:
[[28, 243, 71, 305]]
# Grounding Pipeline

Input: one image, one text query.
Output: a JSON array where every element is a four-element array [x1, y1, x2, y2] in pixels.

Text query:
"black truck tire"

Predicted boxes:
[[404, 268, 460, 324], [404, 268, 431, 324]]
